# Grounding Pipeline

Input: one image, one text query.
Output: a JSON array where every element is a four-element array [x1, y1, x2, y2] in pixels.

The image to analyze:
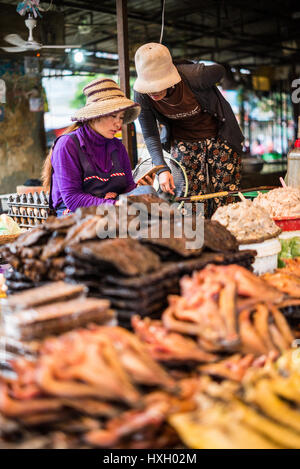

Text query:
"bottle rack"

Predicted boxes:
[[7, 191, 50, 230]]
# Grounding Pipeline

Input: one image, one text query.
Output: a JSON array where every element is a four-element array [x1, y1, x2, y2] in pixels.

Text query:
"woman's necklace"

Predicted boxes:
[[160, 84, 184, 107]]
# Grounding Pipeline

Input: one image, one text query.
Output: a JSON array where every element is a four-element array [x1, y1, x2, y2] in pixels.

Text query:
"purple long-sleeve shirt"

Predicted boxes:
[[51, 124, 136, 212]]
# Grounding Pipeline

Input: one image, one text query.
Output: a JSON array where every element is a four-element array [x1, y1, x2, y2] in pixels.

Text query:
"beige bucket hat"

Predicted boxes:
[[133, 43, 181, 94], [71, 77, 140, 124]]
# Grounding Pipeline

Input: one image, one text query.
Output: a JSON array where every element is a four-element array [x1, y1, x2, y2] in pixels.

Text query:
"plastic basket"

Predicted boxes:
[[273, 217, 300, 232]]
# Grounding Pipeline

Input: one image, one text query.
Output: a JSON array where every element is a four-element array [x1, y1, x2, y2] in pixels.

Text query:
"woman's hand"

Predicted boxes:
[[137, 174, 156, 186], [158, 171, 175, 195], [104, 192, 118, 199]]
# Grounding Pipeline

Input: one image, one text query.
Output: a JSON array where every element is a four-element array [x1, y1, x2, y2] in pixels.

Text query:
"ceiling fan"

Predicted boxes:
[[1, 15, 81, 53]]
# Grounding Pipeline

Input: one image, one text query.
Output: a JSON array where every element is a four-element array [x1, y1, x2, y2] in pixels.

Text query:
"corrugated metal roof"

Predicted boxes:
[[0, 0, 299, 73]]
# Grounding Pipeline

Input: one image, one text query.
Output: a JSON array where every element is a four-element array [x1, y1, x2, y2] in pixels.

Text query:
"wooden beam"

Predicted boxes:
[[116, 0, 133, 166]]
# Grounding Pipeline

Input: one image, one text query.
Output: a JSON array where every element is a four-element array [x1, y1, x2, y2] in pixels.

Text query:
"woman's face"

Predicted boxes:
[[148, 89, 167, 101], [90, 111, 125, 139]]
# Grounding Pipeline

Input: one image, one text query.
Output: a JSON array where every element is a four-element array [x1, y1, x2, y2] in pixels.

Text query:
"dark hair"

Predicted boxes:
[[42, 122, 83, 191], [24, 178, 42, 186], [172, 59, 195, 65]]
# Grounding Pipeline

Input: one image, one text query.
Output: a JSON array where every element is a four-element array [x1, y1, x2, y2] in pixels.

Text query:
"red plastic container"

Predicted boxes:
[[273, 216, 300, 231]]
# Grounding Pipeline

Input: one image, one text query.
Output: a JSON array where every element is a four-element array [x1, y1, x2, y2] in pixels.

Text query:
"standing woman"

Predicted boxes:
[[42, 78, 141, 216], [133, 43, 244, 213]]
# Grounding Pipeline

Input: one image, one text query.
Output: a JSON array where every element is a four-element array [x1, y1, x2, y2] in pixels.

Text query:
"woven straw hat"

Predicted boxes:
[[71, 77, 140, 124], [133, 43, 181, 94]]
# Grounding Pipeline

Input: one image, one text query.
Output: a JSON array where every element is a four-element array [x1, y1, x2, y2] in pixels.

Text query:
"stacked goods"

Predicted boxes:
[[63, 232, 253, 325], [2, 281, 87, 309], [0, 282, 115, 340], [7, 192, 50, 229], [0, 281, 115, 374], [0, 213, 78, 290], [1, 201, 241, 287], [0, 325, 198, 449], [3, 297, 115, 342], [0, 198, 255, 321], [169, 351, 300, 449]]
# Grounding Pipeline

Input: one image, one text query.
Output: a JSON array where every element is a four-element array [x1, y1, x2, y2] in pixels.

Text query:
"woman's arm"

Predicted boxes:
[[134, 91, 169, 175], [119, 143, 137, 193], [179, 63, 225, 90], [52, 135, 115, 212]]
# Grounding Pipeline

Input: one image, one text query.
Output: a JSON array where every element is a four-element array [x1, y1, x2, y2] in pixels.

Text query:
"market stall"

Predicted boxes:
[[1, 0, 300, 452], [0, 187, 300, 449]]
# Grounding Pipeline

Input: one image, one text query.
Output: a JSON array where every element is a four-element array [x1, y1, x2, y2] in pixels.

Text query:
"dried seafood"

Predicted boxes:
[[3, 298, 114, 341], [170, 352, 300, 449], [132, 315, 217, 363], [3, 281, 86, 310], [212, 200, 281, 244], [0, 324, 194, 449], [157, 264, 293, 357], [253, 187, 300, 218], [263, 270, 300, 298]]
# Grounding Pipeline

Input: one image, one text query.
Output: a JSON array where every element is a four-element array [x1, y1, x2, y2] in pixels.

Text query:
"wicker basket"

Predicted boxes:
[[0, 234, 20, 245]]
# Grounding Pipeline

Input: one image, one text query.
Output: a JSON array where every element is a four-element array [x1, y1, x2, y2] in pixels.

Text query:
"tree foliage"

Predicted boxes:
[[70, 75, 97, 109], [70, 73, 137, 109]]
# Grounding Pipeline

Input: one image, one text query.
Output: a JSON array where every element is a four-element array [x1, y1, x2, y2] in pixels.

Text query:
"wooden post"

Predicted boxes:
[[116, 0, 133, 166]]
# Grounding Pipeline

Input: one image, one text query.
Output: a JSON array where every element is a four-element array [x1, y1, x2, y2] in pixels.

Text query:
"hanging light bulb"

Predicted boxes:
[[74, 50, 84, 63]]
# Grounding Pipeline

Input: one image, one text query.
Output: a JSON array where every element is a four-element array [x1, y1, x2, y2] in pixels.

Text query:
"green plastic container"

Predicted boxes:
[[234, 190, 270, 201], [261, 152, 281, 162]]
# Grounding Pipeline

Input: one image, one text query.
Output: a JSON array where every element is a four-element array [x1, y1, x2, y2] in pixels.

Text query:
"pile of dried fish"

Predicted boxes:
[[132, 264, 295, 378], [170, 351, 300, 449], [162, 264, 293, 353], [263, 259, 300, 298], [132, 316, 267, 382], [0, 198, 255, 321], [0, 325, 197, 449], [0, 259, 298, 448], [64, 244, 254, 325], [280, 257, 300, 275], [0, 281, 116, 375], [3, 297, 115, 342], [262, 259, 300, 323], [0, 412, 83, 449], [3, 281, 87, 309]]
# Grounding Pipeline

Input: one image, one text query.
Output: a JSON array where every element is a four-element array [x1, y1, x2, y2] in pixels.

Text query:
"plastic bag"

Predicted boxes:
[[0, 214, 21, 235]]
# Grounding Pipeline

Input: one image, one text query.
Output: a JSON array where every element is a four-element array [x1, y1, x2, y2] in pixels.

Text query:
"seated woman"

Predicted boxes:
[[42, 77, 152, 216]]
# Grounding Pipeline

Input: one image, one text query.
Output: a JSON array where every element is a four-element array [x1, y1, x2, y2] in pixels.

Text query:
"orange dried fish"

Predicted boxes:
[[269, 324, 290, 352], [268, 304, 294, 346], [132, 315, 217, 363], [239, 309, 269, 356], [218, 281, 239, 344], [253, 304, 278, 354], [199, 354, 255, 382]]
